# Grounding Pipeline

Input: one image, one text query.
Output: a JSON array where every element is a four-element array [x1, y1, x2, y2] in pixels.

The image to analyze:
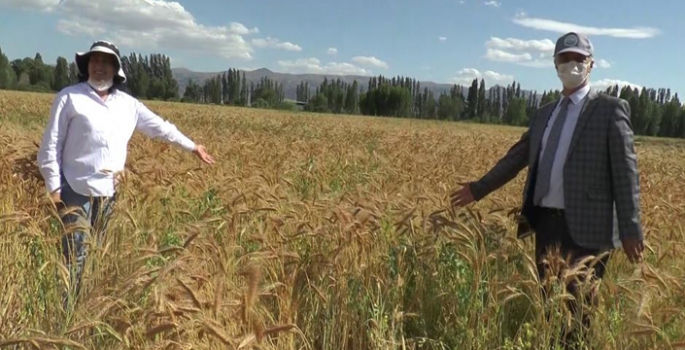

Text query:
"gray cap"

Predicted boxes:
[[554, 32, 593, 57]]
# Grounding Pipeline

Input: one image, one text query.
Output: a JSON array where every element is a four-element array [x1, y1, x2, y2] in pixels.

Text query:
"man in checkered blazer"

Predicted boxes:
[[451, 32, 644, 348]]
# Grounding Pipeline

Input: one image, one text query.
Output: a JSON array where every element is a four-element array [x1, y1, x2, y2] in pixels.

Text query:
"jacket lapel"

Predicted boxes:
[[517, 102, 556, 239], [565, 89, 599, 162], [529, 102, 556, 164]]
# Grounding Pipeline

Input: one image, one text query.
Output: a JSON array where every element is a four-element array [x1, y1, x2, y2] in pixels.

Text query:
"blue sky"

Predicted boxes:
[[0, 0, 683, 96]]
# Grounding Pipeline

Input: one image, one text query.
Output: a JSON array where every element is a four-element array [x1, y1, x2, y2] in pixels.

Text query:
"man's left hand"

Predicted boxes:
[[621, 237, 644, 264], [193, 144, 216, 165], [450, 182, 475, 208]]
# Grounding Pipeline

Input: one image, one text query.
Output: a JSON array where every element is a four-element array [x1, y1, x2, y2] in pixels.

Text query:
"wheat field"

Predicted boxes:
[[1, 89, 684, 350]]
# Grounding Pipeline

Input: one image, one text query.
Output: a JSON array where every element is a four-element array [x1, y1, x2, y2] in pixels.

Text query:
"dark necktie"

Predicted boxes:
[[534, 97, 570, 205]]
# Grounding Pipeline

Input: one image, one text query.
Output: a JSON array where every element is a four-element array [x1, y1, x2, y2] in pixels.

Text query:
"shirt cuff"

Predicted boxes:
[[45, 175, 62, 194], [179, 137, 196, 152]]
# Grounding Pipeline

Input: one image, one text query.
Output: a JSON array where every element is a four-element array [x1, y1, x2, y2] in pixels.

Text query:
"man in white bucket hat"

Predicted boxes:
[[37, 40, 216, 309], [75, 40, 128, 91]]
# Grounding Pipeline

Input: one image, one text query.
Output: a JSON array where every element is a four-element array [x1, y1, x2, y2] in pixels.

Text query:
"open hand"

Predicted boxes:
[[48, 191, 66, 214], [49, 191, 61, 204], [450, 182, 475, 208], [193, 144, 215, 165], [621, 237, 644, 264]]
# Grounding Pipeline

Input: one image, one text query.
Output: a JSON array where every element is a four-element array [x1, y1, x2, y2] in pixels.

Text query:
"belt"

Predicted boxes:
[[534, 206, 565, 217]]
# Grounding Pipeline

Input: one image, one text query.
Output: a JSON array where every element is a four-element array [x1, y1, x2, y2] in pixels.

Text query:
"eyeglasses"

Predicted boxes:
[[554, 52, 591, 64]]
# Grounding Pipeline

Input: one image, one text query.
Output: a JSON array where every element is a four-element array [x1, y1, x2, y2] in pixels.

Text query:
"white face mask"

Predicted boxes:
[[556, 61, 590, 89], [87, 78, 113, 92]]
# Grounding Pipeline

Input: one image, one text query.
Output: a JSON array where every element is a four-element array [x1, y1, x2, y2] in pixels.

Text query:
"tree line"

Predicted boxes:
[[181, 69, 291, 111], [180, 69, 575, 130], [191, 67, 685, 139], [295, 75, 548, 126], [0, 45, 178, 101], [2, 45, 685, 139]]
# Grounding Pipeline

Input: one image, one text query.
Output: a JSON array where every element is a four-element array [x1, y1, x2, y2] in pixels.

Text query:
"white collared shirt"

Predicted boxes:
[[37, 82, 196, 197], [537, 84, 591, 209]]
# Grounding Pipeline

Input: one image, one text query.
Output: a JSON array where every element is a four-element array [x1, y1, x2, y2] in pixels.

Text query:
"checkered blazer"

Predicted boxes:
[[469, 89, 644, 250]]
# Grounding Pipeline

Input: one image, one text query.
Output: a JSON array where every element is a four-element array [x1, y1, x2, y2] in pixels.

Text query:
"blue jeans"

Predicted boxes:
[[58, 176, 116, 309]]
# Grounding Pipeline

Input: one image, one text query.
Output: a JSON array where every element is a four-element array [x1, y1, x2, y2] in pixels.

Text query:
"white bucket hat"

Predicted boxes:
[[75, 40, 127, 84]]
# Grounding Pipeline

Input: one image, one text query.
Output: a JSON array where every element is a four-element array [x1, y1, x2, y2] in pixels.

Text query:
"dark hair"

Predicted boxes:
[[77, 53, 125, 93]]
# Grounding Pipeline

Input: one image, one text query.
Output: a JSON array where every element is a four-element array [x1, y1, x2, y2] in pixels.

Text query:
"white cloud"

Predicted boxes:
[[484, 1, 501, 7], [449, 68, 514, 86], [591, 79, 641, 91], [485, 49, 532, 62], [484, 49, 552, 68], [439, 36, 447, 42], [512, 14, 660, 39], [484, 37, 553, 68], [251, 37, 303, 52], [57, 19, 106, 37], [484, 36, 613, 69], [596, 59, 611, 68], [3, 0, 284, 61], [327, 47, 338, 55], [0, 0, 59, 11], [230, 22, 259, 35], [277, 58, 372, 76], [351, 56, 389, 69], [486, 37, 554, 53], [63, 0, 259, 60], [228, 23, 259, 36]]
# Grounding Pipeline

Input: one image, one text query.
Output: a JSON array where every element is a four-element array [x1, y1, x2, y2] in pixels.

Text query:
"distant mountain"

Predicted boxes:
[[171, 67, 475, 101], [170, 67, 549, 105]]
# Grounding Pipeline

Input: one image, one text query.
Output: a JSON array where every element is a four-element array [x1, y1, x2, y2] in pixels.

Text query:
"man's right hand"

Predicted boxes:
[[621, 237, 644, 264], [193, 144, 216, 165], [450, 182, 475, 208], [49, 191, 61, 204]]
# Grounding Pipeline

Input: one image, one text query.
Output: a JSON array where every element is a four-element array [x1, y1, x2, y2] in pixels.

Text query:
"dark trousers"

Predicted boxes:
[[533, 206, 611, 349], [57, 176, 116, 312]]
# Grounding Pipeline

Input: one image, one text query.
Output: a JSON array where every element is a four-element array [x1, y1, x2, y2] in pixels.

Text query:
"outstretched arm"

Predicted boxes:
[[134, 101, 197, 151], [451, 127, 531, 208], [469, 128, 531, 200], [134, 101, 215, 164]]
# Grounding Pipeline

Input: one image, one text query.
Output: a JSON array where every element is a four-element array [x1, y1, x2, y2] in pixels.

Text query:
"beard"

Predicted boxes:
[[88, 76, 114, 92]]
